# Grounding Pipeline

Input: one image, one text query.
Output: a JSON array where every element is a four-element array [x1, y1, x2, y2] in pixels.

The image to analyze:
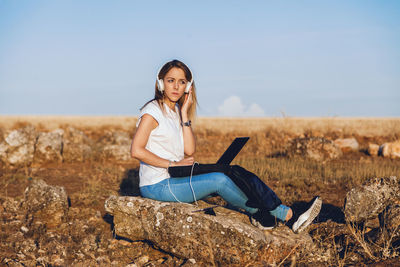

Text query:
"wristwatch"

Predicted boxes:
[[182, 120, 191, 127]]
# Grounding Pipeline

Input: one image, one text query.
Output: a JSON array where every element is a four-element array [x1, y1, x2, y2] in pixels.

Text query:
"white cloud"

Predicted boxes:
[[245, 103, 265, 117], [217, 96, 265, 117]]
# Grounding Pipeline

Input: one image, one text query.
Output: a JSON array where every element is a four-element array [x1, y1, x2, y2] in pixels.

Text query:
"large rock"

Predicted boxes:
[[368, 143, 379, 156], [33, 130, 63, 164], [102, 131, 131, 161], [334, 138, 359, 153], [287, 137, 342, 161], [23, 179, 69, 229], [105, 196, 314, 266], [384, 204, 400, 231], [380, 141, 400, 159], [62, 127, 93, 162], [344, 176, 400, 224], [0, 126, 37, 165], [0, 142, 8, 165], [103, 145, 131, 161]]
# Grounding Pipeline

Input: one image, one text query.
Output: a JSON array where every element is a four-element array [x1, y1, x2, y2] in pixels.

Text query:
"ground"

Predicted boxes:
[[1, 116, 400, 266]]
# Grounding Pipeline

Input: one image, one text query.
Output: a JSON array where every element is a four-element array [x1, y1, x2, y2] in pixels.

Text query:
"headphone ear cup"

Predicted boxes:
[[185, 81, 192, 93], [157, 79, 164, 92]]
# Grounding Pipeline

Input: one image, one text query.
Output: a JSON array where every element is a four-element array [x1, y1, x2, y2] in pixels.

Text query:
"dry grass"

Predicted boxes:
[[1, 115, 399, 136], [195, 117, 400, 137], [0, 115, 137, 132]]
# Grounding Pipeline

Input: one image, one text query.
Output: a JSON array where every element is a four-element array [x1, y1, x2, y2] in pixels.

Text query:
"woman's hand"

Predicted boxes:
[[181, 88, 193, 116], [172, 157, 194, 166]]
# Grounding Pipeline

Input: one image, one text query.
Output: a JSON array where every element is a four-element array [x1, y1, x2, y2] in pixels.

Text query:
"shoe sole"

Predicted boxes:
[[250, 217, 275, 230], [293, 197, 322, 233]]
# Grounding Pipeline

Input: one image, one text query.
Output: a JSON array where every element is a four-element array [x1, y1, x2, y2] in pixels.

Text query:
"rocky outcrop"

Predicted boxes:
[[102, 131, 131, 161], [344, 176, 400, 224], [62, 127, 93, 162], [368, 143, 380, 156], [380, 141, 400, 159], [334, 138, 359, 153], [287, 137, 342, 161], [105, 196, 314, 266], [33, 131, 63, 164], [0, 126, 37, 165], [22, 179, 69, 229], [384, 204, 400, 231], [0, 125, 135, 165]]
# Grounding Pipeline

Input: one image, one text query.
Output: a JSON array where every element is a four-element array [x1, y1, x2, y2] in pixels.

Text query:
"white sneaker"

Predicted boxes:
[[292, 197, 322, 233], [250, 217, 275, 230]]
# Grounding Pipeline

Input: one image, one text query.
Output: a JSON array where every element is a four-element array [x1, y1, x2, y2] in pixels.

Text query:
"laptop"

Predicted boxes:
[[168, 137, 249, 177], [216, 137, 249, 164]]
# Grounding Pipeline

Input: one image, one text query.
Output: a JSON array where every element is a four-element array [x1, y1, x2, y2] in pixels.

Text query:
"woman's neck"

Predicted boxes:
[[163, 98, 176, 110]]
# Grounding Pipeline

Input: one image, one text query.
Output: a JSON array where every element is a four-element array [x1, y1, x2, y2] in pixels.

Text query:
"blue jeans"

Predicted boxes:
[[140, 172, 259, 214]]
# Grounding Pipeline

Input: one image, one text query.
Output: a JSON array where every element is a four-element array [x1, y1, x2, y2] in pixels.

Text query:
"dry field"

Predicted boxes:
[[1, 115, 400, 265]]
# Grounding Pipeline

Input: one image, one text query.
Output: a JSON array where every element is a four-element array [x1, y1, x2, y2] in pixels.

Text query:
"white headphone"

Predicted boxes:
[[156, 65, 193, 94]]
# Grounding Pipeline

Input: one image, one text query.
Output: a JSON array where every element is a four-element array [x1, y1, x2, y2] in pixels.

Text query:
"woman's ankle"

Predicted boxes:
[[285, 208, 293, 221], [269, 205, 292, 222]]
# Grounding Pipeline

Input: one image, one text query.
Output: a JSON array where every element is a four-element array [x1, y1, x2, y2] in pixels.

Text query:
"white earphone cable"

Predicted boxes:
[[168, 178, 182, 203], [189, 162, 199, 207], [167, 161, 199, 206]]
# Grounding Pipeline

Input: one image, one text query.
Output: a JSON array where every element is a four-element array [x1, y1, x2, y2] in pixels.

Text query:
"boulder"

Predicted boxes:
[[384, 204, 400, 231], [0, 142, 8, 165], [380, 141, 400, 159], [368, 204, 400, 249], [23, 179, 69, 229], [103, 145, 131, 161], [287, 137, 342, 161], [105, 196, 314, 266], [0, 126, 37, 165], [111, 131, 131, 146], [334, 138, 359, 153], [33, 131, 63, 164], [62, 127, 93, 162], [102, 131, 131, 161], [368, 143, 379, 157], [344, 176, 400, 224]]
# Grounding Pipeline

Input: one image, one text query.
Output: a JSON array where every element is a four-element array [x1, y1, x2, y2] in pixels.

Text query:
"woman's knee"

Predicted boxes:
[[212, 172, 233, 188]]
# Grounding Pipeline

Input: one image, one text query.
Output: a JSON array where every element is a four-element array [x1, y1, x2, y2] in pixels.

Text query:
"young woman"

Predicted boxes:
[[131, 59, 321, 232]]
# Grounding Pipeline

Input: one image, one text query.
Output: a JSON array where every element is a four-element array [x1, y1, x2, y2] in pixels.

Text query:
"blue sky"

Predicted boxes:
[[0, 0, 399, 117]]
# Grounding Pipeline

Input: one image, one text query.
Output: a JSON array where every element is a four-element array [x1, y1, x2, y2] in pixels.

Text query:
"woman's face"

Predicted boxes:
[[162, 67, 188, 107]]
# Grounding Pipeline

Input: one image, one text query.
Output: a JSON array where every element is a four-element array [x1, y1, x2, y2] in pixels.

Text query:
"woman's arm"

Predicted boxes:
[[131, 114, 194, 167], [181, 90, 196, 156]]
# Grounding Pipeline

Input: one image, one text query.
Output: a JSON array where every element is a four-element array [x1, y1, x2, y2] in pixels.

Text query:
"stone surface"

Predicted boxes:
[[368, 204, 400, 250], [62, 127, 93, 162], [22, 179, 69, 229], [0, 126, 37, 165], [344, 176, 400, 223], [103, 144, 131, 161], [101, 131, 131, 161], [287, 137, 342, 161], [0, 142, 8, 164], [368, 143, 380, 156], [384, 204, 400, 231], [380, 141, 400, 159], [33, 131, 63, 164], [105, 196, 314, 266], [334, 138, 359, 153]]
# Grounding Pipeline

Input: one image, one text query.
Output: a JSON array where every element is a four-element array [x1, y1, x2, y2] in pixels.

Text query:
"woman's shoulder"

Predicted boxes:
[[141, 99, 161, 112], [139, 99, 164, 123]]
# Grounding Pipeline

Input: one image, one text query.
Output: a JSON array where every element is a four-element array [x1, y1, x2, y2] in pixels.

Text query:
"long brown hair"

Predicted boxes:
[[141, 59, 198, 122]]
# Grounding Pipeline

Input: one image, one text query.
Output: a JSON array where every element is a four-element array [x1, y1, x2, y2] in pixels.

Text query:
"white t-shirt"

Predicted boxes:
[[136, 100, 184, 187]]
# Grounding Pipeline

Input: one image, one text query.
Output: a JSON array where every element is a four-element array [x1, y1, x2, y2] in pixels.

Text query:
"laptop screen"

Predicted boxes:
[[216, 137, 249, 165]]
